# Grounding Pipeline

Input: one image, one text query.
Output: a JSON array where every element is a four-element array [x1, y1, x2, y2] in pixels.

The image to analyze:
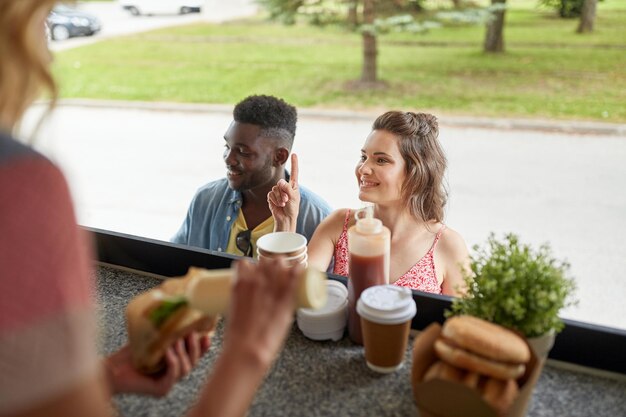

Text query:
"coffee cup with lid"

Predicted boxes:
[[357, 285, 416, 373]]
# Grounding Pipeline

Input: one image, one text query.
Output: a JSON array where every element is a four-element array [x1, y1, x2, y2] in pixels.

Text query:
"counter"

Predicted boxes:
[[96, 266, 626, 417]]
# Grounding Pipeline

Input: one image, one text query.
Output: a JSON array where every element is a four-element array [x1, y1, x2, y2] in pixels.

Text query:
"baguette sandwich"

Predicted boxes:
[[126, 264, 327, 374], [126, 271, 219, 374]]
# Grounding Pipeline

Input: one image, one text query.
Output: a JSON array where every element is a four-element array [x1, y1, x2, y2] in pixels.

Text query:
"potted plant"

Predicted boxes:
[[448, 233, 577, 359]]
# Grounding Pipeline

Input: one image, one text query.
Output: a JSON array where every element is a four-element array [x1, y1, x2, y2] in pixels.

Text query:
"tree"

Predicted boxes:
[[576, 0, 597, 33], [484, 0, 507, 53], [257, 0, 439, 86], [347, 0, 359, 29], [360, 0, 377, 83], [539, 0, 586, 18]]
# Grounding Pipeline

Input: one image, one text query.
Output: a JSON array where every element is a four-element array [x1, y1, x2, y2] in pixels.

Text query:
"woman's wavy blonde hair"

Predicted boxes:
[[372, 111, 448, 223], [0, 0, 58, 130]]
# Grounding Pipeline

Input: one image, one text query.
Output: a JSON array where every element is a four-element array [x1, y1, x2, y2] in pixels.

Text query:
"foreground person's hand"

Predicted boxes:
[[187, 258, 299, 417], [268, 153, 301, 232], [105, 332, 211, 397], [224, 258, 299, 366]]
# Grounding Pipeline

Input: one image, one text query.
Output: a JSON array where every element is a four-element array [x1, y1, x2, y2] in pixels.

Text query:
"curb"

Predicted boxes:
[[50, 99, 626, 137]]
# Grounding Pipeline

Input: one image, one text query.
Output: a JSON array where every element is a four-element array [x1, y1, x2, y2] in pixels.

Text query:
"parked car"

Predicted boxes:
[[47, 5, 101, 41], [119, 0, 202, 16]]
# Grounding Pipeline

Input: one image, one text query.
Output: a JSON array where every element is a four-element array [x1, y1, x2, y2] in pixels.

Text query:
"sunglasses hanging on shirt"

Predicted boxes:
[[235, 229, 253, 257]]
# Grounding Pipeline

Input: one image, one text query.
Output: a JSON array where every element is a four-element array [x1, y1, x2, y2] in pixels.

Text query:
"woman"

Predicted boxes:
[[0, 1, 299, 416], [269, 111, 470, 296]]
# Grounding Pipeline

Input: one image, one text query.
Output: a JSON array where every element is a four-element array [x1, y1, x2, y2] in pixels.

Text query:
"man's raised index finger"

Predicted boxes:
[[290, 153, 299, 188]]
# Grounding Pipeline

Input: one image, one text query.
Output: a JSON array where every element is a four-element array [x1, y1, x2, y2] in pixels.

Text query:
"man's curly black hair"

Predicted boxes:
[[233, 95, 297, 150]]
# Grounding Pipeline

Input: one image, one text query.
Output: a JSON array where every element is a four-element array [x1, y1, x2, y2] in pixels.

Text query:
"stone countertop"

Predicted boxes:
[[95, 266, 626, 417]]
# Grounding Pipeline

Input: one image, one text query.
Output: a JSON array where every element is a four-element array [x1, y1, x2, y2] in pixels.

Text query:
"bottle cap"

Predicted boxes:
[[355, 207, 383, 234]]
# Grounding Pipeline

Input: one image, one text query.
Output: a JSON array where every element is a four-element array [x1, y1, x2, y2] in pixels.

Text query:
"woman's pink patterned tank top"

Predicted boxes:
[[332, 209, 444, 294]]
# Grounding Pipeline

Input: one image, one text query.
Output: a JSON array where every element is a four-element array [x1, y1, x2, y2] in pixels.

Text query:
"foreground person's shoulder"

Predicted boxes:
[[0, 134, 68, 201], [0, 131, 47, 165]]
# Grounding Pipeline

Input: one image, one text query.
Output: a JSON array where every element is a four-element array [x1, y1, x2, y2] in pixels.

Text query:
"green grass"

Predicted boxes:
[[53, 1, 626, 122]]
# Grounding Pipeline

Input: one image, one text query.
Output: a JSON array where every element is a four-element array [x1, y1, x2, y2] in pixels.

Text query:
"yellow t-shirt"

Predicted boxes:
[[226, 209, 274, 259]]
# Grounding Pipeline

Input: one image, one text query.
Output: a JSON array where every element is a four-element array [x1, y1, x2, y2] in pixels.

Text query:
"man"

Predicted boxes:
[[171, 95, 331, 257]]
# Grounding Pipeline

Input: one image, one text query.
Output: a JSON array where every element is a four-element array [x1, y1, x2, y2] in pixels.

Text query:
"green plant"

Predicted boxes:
[[448, 233, 577, 338], [538, 0, 602, 18], [52, 2, 626, 122]]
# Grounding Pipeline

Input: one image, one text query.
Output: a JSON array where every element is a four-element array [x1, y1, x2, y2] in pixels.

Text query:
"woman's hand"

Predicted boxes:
[[223, 258, 299, 369], [268, 154, 301, 232], [105, 332, 211, 397]]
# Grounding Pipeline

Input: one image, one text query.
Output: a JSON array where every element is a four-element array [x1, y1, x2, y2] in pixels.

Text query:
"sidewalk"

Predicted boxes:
[[55, 98, 626, 137], [23, 100, 626, 332]]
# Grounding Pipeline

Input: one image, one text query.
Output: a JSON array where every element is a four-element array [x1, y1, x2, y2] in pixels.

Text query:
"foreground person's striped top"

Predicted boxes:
[[0, 131, 98, 414]]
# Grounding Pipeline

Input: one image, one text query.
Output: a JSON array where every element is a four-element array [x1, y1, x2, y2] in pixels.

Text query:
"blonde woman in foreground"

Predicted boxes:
[[0, 1, 298, 416], [269, 111, 470, 296]]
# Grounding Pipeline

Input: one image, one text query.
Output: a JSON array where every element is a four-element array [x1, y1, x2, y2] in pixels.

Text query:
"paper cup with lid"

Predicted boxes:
[[297, 280, 348, 342], [356, 285, 416, 373]]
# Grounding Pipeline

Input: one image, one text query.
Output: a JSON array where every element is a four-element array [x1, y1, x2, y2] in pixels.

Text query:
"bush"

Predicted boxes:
[[539, 0, 589, 18], [448, 233, 577, 338]]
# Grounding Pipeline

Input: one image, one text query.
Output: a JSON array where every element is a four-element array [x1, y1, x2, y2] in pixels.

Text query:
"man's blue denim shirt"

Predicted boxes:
[[171, 173, 332, 252]]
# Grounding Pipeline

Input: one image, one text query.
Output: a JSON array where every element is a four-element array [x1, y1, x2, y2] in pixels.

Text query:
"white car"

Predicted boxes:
[[119, 0, 203, 16]]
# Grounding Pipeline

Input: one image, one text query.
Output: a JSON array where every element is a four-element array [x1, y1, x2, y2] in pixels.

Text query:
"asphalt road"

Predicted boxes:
[[49, 0, 258, 52], [22, 101, 626, 332]]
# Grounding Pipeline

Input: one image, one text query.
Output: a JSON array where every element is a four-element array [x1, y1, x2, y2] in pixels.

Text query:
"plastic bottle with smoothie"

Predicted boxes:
[[347, 207, 390, 344]]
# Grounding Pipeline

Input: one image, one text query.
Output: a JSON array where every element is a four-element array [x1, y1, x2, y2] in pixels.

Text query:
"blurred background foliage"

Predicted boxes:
[[52, 0, 625, 121]]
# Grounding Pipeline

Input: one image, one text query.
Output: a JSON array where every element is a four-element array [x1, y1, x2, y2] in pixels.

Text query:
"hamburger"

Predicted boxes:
[[434, 315, 530, 380], [411, 316, 532, 417]]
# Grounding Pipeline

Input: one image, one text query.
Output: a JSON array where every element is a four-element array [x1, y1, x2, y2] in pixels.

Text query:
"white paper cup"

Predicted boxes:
[[257, 232, 307, 257], [258, 254, 308, 269], [357, 285, 416, 373], [257, 251, 307, 262], [258, 246, 307, 258]]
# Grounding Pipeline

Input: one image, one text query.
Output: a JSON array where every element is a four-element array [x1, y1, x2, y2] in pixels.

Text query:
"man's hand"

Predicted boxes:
[[268, 153, 301, 232], [105, 332, 211, 397]]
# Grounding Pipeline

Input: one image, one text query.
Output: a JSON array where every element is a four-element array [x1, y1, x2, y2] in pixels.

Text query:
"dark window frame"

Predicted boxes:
[[88, 227, 626, 375]]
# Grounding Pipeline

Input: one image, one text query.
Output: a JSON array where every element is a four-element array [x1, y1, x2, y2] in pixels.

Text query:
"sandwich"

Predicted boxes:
[[126, 270, 219, 374], [434, 315, 530, 380], [126, 265, 327, 374], [411, 316, 531, 417]]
